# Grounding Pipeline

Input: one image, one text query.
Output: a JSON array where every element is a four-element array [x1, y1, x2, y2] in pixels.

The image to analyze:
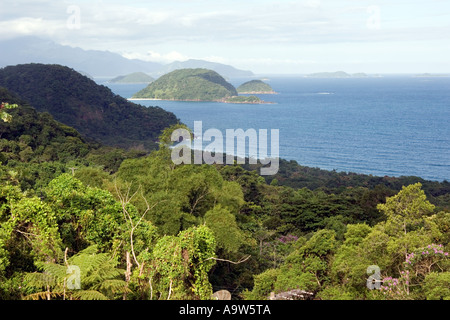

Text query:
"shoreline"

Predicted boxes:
[[237, 91, 278, 94], [128, 97, 276, 105]]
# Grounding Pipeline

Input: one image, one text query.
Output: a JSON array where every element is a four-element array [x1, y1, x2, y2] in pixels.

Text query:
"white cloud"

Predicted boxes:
[[0, 0, 449, 73], [121, 50, 190, 63], [0, 17, 63, 39]]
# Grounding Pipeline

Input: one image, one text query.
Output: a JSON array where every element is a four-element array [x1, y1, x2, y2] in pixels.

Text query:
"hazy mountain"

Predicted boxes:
[[0, 37, 254, 79], [152, 59, 254, 79], [0, 36, 163, 77], [108, 72, 154, 84]]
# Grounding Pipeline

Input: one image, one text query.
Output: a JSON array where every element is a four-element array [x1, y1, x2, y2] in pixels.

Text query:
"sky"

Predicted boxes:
[[0, 0, 449, 74]]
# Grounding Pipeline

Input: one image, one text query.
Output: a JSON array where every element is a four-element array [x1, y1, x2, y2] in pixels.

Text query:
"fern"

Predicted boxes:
[[23, 245, 127, 300], [72, 290, 108, 300]]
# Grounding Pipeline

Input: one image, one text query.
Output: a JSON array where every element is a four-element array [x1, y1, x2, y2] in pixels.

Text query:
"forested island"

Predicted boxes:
[[132, 68, 273, 104], [0, 63, 449, 301], [133, 68, 238, 101], [222, 95, 276, 104], [237, 80, 276, 94]]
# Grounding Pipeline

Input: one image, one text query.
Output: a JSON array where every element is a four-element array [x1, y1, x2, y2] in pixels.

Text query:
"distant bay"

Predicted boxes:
[[101, 76, 450, 182]]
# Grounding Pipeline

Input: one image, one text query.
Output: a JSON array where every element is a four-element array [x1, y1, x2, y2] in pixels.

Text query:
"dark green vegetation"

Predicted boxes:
[[109, 72, 154, 84], [224, 95, 264, 104], [236, 80, 276, 94], [0, 64, 178, 149], [0, 69, 448, 300], [133, 68, 238, 101]]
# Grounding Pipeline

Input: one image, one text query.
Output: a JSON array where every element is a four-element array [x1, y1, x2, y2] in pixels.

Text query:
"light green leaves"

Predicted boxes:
[[0, 102, 18, 123]]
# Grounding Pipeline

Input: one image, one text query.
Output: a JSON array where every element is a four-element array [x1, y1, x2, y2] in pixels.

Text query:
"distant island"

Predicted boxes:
[[305, 71, 369, 78], [132, 68, 273, 104], [236, 80, 277, 94], [222, 95, 274, 104], [109, 72, 154, 84], [413, 73, 450, 78]]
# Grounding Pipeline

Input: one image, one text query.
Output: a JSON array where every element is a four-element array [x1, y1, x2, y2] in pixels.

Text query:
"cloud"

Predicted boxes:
[[121, 50, 190, 63], [1, 0, 449, 73], [0, 17, 64, 40], [3, 0, 448, 46]]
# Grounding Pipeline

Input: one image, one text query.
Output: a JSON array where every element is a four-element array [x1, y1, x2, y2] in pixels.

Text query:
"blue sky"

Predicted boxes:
[[1, 0, 449, 74]]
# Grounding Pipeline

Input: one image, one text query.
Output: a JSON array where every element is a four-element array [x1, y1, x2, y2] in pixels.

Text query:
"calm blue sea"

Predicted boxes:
[[101, 76, 450, 181]]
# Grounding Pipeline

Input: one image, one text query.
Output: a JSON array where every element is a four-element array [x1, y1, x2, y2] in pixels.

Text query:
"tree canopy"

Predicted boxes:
[[0, 86, 448, 301]]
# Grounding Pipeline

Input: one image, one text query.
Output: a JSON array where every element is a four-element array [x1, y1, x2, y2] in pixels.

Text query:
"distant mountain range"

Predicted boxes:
[[0, 37, 254, 79]]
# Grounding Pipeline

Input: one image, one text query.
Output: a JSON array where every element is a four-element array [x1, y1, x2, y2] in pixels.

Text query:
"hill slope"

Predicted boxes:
[[109, 72, 154, 84], [133, 68, 238, 101], [237, 80, 276, 93], [0, 64, 179, 149], [0, 86, 93, 164]]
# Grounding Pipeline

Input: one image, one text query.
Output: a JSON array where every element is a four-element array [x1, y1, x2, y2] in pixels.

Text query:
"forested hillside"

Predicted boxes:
[[0, 83, 448, 300], [133, 68, 238, 101], [0, 64, 179, 149], [237, 80, 276, 94]]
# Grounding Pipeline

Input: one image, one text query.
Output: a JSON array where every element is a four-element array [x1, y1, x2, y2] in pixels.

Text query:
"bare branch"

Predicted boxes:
[[205, 255, 251, 265], [167, 278, 173, 300]]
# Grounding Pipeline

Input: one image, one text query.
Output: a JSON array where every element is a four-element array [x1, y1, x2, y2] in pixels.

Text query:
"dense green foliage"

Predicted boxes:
[[0, 81, 448, 300], [0, 64, 179, 149], [236, 80, 275, 93], [1, 102, 18, 123], [109, 72, 154, 84], [133, 68, 238, 101]]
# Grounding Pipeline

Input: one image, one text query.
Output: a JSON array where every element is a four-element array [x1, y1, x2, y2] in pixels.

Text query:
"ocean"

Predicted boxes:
[[101, 75, 450, 182]]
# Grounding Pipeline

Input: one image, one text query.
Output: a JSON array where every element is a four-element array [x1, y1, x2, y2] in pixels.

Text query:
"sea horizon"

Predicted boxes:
[[102, 75, 450, 182]]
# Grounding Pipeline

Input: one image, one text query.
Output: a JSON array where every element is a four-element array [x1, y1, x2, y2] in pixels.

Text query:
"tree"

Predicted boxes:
[[204, 205, 245, 253], [331, 224, 373, 294], [45, 174, 125, 252], [376, 183, 441, 275], [0, 184, 63, 264], [377, 183, 435, 237], [423, 272, 450, 300], [132, 225, 216, 300], [252, 229, 336, 296]]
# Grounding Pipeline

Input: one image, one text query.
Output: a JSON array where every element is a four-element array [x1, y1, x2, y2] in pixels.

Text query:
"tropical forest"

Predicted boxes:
[[0, 64, 449, 301]]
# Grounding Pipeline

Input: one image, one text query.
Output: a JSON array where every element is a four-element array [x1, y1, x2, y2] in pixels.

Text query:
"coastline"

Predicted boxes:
[[237, 91, 278, 94], [128, 97, 276, 104]]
